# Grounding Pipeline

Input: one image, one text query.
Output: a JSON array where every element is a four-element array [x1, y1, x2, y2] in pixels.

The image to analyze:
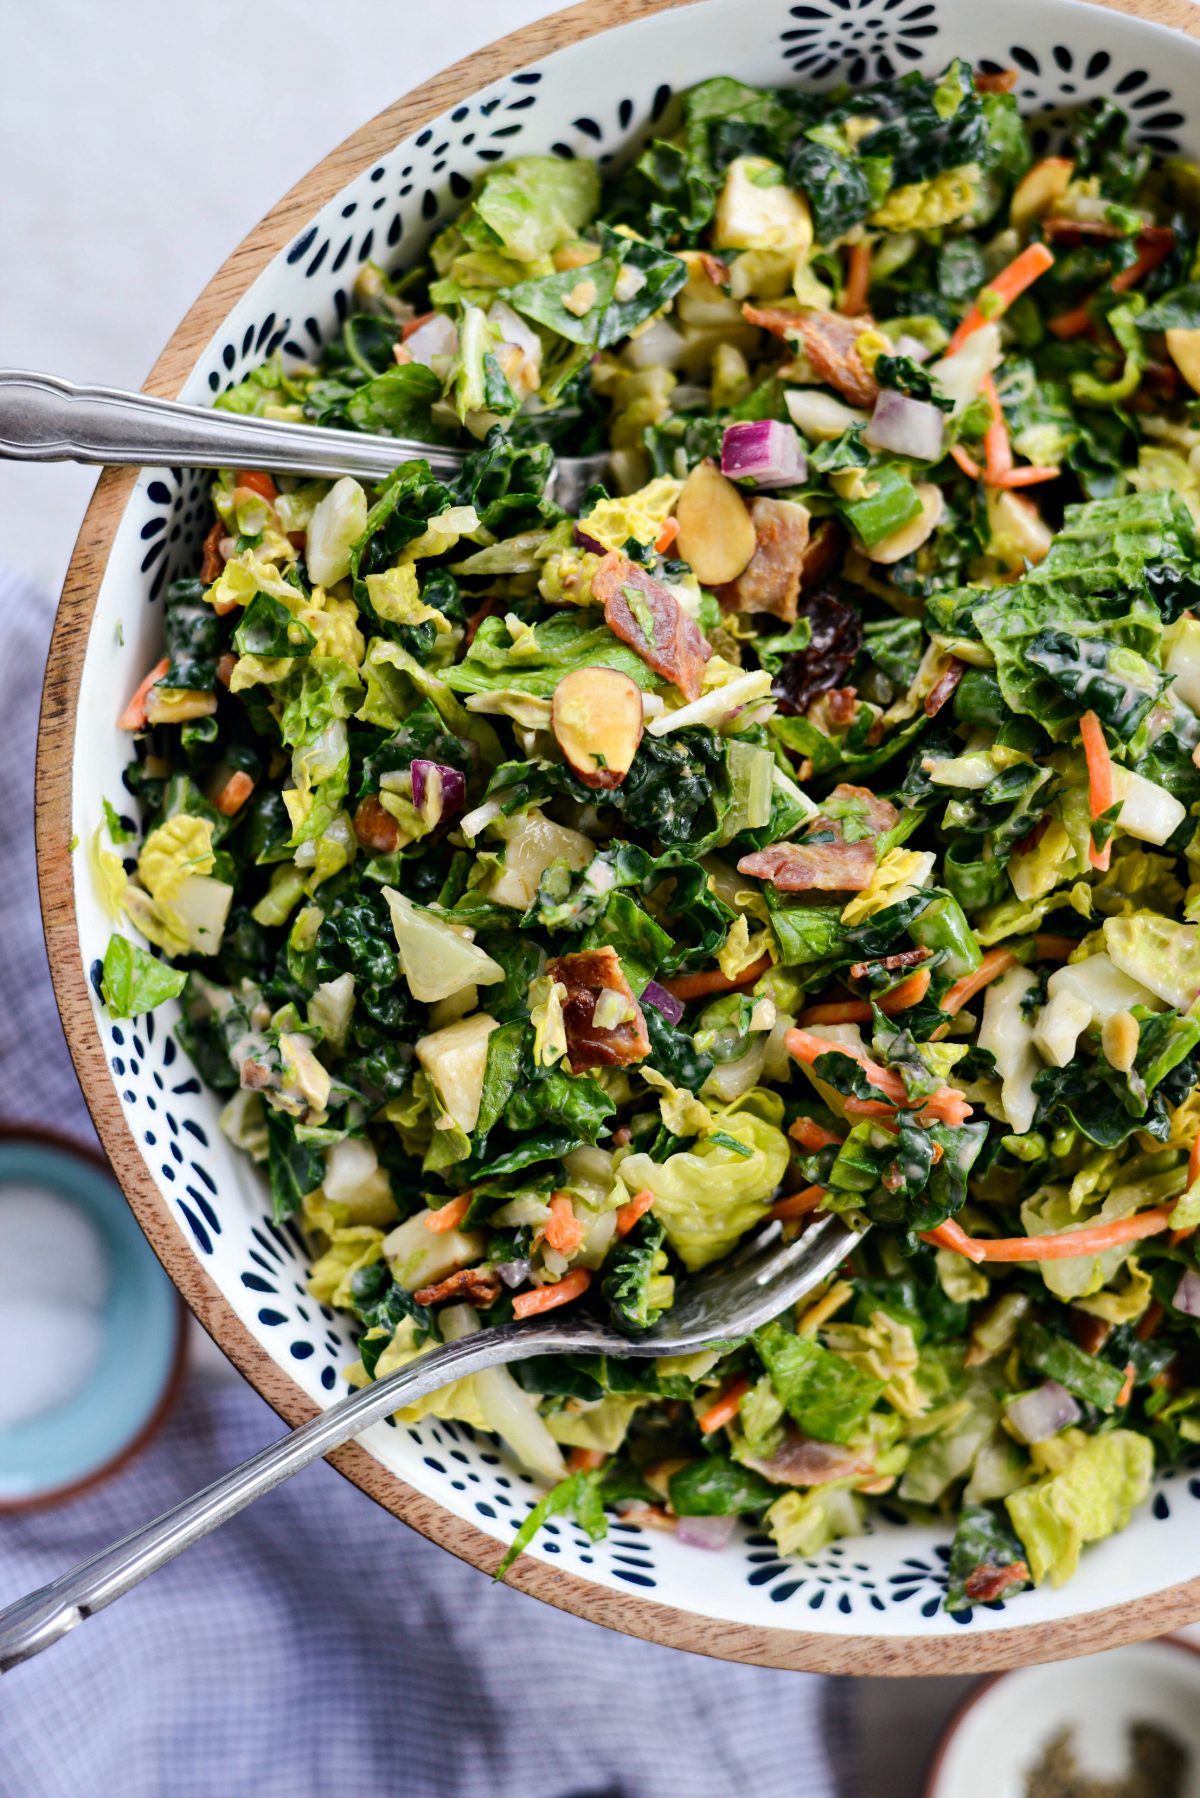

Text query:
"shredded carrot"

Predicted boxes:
[[615, 1189, 655, 1238], [786, 1028, 972, 1124], [947, 242, 1055, 353], [788, 1028, 906, 1102], [1047, 300, 1095, 341], [1136, 1299, 1164, 1343], [661, 954, 772, 1002], [789, 1117, 845, 1152], [923, 1204, 1176, 1263], [1116, 1361, 1136, 1408], [974, 68, 1017, 94], [117, 657, 170, 731], [235, 469, 277, 502], [566, 1447, 607, 1473], [1112, 228, 1174, 295], [464, 596, 503, 650], [981, 376, 1013, 482], [1170, 1227, 1195, 1248], [543, 1192, 586, 1257], [512, 1268, 592, 1319], [770, 1185, 827, 1222], [940, 947, 1018, 1019], [401, 309, 437, 340], [1050, 227, 1175, 339], [922, 1219, 987, 1263], [424, 1192, 472, 1233], [797, 967, 932, 1027], [950, 443, 982, 480], [1034, 934, 1077, 963], [1080, 709, 1115, 872], [211, 770, 255, 817], [698, 1375, 751, 1436], [841, 240, 873, 317], [654, 517, 679, 555], [988, 464, 1061, 488]]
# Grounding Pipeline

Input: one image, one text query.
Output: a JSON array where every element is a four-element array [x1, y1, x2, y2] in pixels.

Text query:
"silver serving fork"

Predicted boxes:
[[0, 1213, 856, 1672], [0, 371, 613, 514]]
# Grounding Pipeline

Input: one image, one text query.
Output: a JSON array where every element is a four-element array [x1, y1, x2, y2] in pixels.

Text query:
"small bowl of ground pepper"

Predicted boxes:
[[925, 1636, 1200, 1798]]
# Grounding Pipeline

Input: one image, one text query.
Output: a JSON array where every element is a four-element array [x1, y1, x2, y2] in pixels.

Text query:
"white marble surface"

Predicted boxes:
[[0, 0, 559, 593]]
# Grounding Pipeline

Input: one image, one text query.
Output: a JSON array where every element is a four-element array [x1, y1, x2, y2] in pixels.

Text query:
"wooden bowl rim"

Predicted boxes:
[[36, 0, 1200, 1675]]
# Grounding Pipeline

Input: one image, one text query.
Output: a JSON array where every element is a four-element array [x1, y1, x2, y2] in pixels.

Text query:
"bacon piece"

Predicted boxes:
[[925, 657, 966, 718], [848, 947, 931, 982], [594, 552, 711, 702], [700, 252, 730, 287], [546, 945, 650, 1071], [800, 517, 845, 592], [216, 652, 237, 689], [1068, 1308, 1112, 1357], [823, 686, 861, 730], [974, 68, 1018, 93], [738, 783, 898, 893], [795, 311, 879, 407], [962, 1561, 1030, 1603], [413, 1265, 503, 1308], [353, 795, 401, 854], [741, 1428, 872, 1487], [742, 302, 805, 340], [716, 498, 811, 623], [240, 1058, 274, 1092], [200, 520, 227, 584], [1042, 218, 1174, 251]]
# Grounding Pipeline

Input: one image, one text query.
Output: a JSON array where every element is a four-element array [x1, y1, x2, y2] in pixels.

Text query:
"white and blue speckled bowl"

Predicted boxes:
[[38, 0, 1200, 1673]]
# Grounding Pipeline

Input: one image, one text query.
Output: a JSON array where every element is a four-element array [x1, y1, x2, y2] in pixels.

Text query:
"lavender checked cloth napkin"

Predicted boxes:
[[0, 566, 858, 1798]]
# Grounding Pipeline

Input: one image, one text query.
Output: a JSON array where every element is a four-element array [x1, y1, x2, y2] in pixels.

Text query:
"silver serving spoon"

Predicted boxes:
[[0, 371, 612, 515], [0, 1213, 856, 1672]]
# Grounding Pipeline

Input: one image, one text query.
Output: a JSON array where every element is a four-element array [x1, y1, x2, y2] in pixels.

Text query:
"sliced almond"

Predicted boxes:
[[1167, 326, 1200, 395], [551, 666, 644, 789], [855, 483, 944, 565], [674, 459, 757, 586], [1011, 157, 1074, 234]]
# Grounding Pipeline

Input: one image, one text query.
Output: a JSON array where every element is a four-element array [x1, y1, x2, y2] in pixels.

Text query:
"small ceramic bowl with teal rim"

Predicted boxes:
[[0, 1124, 187, 1511]]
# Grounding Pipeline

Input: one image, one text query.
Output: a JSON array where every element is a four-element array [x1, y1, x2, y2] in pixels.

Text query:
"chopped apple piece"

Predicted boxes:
[[551, 666, 644, 789], [415, 1011, 499, 1133], [674, 459, 757, 586], [486, 809, 595, 910]]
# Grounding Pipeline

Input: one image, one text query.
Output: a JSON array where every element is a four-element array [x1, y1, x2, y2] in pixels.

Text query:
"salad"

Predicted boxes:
[[97, 60, 1200, 1609]]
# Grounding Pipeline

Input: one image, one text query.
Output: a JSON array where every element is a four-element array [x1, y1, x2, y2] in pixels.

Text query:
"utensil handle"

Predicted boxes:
[[0, 370, 464, 483], [0, 1319, 598, 1672]]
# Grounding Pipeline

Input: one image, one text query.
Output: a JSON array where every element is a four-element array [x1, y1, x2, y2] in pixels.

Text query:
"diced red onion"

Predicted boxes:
[[864, 389, 946, 462], [1173, 1269, 1200, 1317], [495, 1259, 533, 1290], [641, 980, 684, 1026], [720, 419, 808, 488], [1005, 1380, 1081, 1444], [676, 1513, 737, 1551], [411, 760, 466, 826], [574, 527, 606, 554], [893, 333, 931, 364]]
